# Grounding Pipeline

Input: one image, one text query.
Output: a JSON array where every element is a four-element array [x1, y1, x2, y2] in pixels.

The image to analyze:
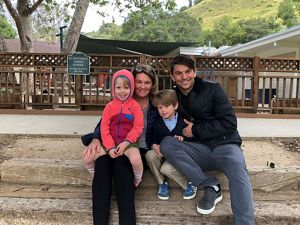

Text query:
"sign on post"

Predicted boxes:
[[67, 52, 90, 75]]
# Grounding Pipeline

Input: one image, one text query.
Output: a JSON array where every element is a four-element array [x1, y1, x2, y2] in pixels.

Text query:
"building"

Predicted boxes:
[[218, 25, 300, 58]]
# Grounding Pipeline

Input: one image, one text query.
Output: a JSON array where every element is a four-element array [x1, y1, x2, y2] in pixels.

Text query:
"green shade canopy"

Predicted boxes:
[[76, 35, 199, 56]]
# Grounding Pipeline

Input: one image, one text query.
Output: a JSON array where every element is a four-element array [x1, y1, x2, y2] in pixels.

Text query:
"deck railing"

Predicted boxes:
[[0, 53, 299, 114]]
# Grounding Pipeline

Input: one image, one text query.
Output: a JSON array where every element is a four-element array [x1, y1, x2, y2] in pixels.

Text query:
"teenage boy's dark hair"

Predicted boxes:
[[154, 89, 178, 107], [170, 54, 196, 75]]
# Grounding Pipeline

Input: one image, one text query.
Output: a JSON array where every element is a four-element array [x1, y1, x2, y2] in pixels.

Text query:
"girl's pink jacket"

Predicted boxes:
[[100, 69, 144, 151]]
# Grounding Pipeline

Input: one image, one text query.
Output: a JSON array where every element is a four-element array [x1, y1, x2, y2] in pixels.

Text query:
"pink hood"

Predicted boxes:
[[111, 69, 134, 101]]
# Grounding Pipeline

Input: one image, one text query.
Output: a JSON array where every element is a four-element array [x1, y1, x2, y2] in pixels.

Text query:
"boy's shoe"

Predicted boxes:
[[158, 182, 169, 200], [183, 182, 198, 200], [197, 184, 222, 214]]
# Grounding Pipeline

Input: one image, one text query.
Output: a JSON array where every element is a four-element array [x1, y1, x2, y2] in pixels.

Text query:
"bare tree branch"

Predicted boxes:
[[28, 0, 44, 14], [3, 0, 19, 20]]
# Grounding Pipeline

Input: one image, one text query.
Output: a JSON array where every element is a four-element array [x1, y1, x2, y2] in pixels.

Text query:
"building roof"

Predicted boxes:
[[4, 39, 60, 53], [219, 25, 300, 57], [76, 35, 200, 56]]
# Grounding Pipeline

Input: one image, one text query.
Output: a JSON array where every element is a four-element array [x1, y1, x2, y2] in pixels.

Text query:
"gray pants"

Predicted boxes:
[[145, 150, 188, 190], [160, 136, 254, 225]]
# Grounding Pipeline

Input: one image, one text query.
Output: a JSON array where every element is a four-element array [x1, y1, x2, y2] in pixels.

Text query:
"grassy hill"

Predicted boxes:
[[187, 0, 284, 31]]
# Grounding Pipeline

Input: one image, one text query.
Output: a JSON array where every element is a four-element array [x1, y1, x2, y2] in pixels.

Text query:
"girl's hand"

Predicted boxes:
[[174, 135, 184, 141], [116, 141, 130, 156], [108, 148, 118, 158]]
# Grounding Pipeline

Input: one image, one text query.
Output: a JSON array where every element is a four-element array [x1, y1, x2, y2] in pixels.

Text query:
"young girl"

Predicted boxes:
[[84, 69, 144, 187]]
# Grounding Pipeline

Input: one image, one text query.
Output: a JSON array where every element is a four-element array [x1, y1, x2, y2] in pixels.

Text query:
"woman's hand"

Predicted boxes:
[[83, 139, 102, 161]]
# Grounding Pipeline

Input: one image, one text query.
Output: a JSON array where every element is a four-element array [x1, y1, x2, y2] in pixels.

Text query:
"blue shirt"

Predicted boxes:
[[163, 112, 178, 132]]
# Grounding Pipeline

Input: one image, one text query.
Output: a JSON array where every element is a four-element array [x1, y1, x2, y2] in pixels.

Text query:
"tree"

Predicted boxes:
[[32, 1, 70, 41], [204, 16, 243, 48], [0, 15, 16, 38], [3, 0, 46, 52], [277, 0, 298, 27], [3, 0, 176, 53], [86, 22, 122, 39], [121, 9, 202, 42], [0, 1, 16, 40], [204, 16, 282, 47], [237, 18, 280, 43]]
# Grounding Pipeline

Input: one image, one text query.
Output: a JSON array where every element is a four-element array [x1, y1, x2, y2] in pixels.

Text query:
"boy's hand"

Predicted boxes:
[[116, 141, 130, 156], [174, 135, 184, 141], [152, 144, 163, 158]]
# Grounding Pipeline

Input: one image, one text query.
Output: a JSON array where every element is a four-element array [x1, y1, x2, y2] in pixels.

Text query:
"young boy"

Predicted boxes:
[[83, 69, 144, 187], [145, 89, 197, 200]]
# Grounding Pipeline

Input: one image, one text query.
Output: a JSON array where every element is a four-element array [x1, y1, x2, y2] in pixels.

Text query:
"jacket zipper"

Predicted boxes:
[[117, 102, 123, 144]]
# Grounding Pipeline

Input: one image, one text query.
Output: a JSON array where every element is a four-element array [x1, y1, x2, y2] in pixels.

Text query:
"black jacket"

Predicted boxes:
[[151, 114, 193, 146], [175, 77, 242, 149]]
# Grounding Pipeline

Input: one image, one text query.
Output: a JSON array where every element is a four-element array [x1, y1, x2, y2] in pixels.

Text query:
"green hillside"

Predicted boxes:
[[187, 0, 284, 31]]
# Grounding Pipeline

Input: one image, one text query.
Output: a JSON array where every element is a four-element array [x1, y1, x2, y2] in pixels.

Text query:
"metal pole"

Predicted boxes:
[[56, 25, 67, 51]]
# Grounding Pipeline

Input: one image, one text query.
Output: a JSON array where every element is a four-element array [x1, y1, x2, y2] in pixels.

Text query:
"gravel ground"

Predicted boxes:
[[0, 134, 299, 167]]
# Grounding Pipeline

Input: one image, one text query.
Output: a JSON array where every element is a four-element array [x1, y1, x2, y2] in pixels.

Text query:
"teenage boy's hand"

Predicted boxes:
[[183, 119, 194, 138]]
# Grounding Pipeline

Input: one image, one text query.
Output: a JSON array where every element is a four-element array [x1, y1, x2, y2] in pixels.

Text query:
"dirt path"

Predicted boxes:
[[0, 135, 299, 167]]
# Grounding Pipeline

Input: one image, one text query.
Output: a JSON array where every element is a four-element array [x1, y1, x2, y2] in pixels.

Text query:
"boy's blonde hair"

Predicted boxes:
[[154, 89, 178, 107]]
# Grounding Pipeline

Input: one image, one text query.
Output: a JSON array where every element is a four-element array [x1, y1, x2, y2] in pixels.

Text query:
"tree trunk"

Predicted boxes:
[[61, 0, 90, 96], [16, 0, 34, 53], [3, 0, 41, 95], [63, 0, 90, 53]]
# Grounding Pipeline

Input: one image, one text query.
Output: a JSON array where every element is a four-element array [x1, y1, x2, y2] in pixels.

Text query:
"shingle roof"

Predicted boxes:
[[4, 39, 60, 53]]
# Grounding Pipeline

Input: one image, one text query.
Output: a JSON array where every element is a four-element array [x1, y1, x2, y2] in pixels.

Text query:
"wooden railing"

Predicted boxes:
[[0, 53, 299, 114]]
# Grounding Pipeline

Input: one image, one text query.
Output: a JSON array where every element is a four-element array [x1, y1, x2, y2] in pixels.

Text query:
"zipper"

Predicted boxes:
[[117, 102, 123, 144]]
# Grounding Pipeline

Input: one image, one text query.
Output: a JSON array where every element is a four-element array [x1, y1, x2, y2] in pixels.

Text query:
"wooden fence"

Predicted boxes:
[[0, 53, 299, 114]]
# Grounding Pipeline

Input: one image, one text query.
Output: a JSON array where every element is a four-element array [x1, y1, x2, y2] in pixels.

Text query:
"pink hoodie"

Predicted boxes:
[[100, 69, 144, 150]]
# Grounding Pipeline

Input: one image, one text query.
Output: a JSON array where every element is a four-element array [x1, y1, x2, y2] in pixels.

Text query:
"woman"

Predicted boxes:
[[82, 64, 158, 225]]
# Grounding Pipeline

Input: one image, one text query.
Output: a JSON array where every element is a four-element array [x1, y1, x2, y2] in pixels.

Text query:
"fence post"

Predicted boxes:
[[252, 56, 260, 113], [140, 54, 146, 64], [75, 75, 83, 108]]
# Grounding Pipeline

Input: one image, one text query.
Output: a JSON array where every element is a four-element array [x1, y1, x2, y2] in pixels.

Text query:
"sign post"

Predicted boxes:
[[67, 52, 90, 106]]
